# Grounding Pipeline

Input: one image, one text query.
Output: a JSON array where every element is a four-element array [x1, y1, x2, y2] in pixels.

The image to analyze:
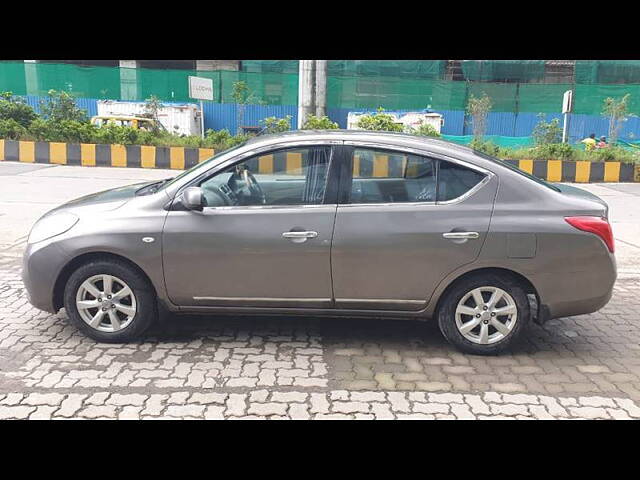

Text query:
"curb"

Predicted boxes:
[[1, 139, 638, 182]]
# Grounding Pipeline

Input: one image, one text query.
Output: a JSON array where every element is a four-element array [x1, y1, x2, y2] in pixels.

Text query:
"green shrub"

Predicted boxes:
[[39, 90, 88, 123], [0, 92, 38, 128], [532, 115, 562, 145], [530, 142, 575, 160], [261, 115, 292, 134], [0, 118, 28, 140], [409, 121, 441, 138], [301, 115, 339, 130], [356, 108, 404, 132], [469, 138, 501, 156]]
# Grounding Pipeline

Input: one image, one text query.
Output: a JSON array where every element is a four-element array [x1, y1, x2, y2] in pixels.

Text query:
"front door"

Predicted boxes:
[[331, 146, 498, 311], [162, 145, 338, 308]]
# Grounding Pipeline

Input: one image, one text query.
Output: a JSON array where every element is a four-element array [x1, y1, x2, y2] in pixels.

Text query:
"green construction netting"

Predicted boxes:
[[467, 82, 518, 112], [518, 83, 572, 113], [241, 60, 447, 79], [1, 61, 639, 115], [575, 61, 640, 84], [461, 60, 545, 82], [573, 84, 640, 115], [327, 76, 467, 110], [241, 60, 299, 74], [442, 135, 535, 149], [219, 71, 298, 105]]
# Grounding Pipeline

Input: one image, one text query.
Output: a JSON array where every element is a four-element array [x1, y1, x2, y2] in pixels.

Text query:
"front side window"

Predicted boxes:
[[199, 146, 332, 207], [350, 148, 437, 204]]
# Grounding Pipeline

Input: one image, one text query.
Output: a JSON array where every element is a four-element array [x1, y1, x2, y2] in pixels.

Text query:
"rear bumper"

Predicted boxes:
[[532, 253, 616, 320]]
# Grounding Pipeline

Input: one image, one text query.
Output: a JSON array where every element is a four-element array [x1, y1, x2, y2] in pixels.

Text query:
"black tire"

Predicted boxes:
[[437, 272, 530, 355], [63, 259, 157, 342]]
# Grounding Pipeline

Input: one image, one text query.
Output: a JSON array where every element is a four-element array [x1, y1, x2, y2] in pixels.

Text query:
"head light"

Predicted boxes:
[[28, 212, 79, 244]]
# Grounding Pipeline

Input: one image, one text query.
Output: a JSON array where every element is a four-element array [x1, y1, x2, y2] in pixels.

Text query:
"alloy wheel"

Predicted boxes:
[[454, 286, 518, 345], [75, 274, 137, 332]]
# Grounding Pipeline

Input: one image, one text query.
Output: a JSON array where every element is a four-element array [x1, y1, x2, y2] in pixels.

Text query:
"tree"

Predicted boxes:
[[142, 95, 164, 134], [231, 81, 262, 135], [0, 91, 38, 128], [39, 90, 87, 123], [466, 92, 492, 140], [602, 94, 631, 145]]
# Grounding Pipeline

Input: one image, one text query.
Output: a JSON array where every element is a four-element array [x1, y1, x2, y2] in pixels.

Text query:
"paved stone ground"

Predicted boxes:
[[1, 263, 640, 420], [1, 163, 639, 420]]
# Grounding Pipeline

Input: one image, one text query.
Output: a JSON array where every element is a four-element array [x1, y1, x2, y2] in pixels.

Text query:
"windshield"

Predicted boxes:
[[473, 150, 560, 192], [158, 141, 249, 191]]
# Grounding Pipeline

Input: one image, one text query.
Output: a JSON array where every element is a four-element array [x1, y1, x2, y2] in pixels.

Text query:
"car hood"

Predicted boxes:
[[52, 181, 155, 214]]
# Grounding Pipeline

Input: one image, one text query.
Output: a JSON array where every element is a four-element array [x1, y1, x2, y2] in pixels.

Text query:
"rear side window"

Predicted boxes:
[[350, 148, 436, 204], [437, 161, 485, 202], [346, 148, 486, 204]]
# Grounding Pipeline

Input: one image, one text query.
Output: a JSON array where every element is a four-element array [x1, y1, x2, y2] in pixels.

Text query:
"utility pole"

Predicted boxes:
[[315, 60, 327, 118], [297, 60, 316, 129]]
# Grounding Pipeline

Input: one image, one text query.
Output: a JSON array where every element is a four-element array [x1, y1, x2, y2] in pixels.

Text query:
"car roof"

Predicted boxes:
[[247, 129, 473, 154]]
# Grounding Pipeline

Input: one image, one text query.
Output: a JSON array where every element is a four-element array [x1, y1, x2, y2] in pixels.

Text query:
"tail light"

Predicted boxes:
[[564, 216, 615, 253]]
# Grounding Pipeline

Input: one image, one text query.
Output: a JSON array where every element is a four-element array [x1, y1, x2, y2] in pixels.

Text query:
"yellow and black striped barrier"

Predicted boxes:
[[0, 139, 214, 170], [0, 139, 638, 182]]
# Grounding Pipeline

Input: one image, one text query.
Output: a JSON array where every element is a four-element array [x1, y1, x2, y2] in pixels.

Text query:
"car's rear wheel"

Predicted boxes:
[[437, 273, 530, 355], [63, 259, 157, 342]]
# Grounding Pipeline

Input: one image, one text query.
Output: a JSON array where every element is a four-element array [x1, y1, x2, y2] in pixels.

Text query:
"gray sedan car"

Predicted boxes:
[[22, 130, 616, 354]]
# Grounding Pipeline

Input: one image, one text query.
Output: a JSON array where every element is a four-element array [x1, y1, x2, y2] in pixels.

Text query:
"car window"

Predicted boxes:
[[350, 148, 437, 204], [437, 161, 486, 202], [199, 146, 332, 207]]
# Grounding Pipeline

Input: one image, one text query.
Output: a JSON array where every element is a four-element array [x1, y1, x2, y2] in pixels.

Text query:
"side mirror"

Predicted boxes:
[[182, 187, 204, 211]]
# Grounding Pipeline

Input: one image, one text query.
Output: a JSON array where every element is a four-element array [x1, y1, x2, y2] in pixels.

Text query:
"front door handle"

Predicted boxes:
[[442, 232, 479, 240], [282, 231, 318, 243]]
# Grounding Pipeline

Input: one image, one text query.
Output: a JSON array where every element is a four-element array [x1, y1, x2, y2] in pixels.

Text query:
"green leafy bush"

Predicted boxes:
[[530, 143, 575, 160], [0, 92, 38, 128], [301, 115, 339, 130], [356, 108, 404, 132], [469, 138, 501, 156], [532, 115, 562, 145], [409, 121, 441, 138], [0, 118, 28, 140], [261, 115, 292, 134], [39, 90, 88, 123]]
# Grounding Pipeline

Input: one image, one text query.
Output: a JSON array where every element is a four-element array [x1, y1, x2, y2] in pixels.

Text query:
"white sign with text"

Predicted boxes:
[[188, 76, 214, 101]]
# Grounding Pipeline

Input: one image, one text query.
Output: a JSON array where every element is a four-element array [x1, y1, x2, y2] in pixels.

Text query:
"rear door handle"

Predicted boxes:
[[442, 232, 479, 240], [282, 231, 318, 242]]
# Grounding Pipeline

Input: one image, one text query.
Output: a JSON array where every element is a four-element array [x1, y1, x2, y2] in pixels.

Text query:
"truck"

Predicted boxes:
[[96, 100, 202, 136]]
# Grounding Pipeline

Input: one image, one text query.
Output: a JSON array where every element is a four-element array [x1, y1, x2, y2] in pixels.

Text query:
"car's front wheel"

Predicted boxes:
[[437, 272, 530, 355], [63, 259, 157, 342]]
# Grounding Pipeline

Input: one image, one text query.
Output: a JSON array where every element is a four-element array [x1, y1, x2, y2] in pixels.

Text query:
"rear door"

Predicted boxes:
[[330, 144, 498, 311]]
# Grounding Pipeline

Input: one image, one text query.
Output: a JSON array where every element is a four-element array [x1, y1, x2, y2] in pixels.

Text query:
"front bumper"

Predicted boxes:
[[22, 238, 71, 314]]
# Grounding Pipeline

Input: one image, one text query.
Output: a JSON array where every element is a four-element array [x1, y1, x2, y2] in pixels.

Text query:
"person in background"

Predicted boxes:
[[581, 133, 597, 151], [596, 135, 608, 149]]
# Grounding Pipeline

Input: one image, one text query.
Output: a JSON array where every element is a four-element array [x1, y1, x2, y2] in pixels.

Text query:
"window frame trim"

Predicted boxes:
[[339, 141, 494, 207]]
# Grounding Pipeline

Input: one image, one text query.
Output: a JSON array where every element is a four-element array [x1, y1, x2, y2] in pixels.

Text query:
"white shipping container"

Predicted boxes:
[[347, 110, 444, 134], [97, 100, 202, 136]]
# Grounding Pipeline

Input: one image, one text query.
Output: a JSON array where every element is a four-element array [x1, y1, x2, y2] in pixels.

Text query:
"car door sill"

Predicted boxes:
[[191, 297, 333, 308], [175, 304, 429, 319]]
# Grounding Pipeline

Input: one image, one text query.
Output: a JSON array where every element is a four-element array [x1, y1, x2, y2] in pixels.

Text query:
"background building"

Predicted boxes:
[[4, 60, 640, 143]]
